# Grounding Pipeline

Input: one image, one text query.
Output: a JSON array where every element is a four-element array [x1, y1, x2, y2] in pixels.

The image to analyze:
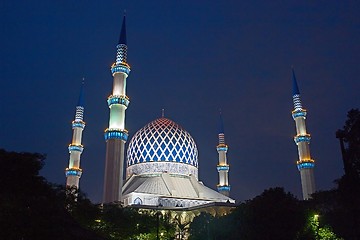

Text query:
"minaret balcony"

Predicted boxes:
[[104, 128, 129, 141], [107, 95, 130, 108], [292, 109, 307, 119], [68, 144, 84, 153], [216, 144, 228, 152], [294, 134, 311, 144], [296, 159, 315, 170], [65, 168, 82, 177], [72, 120, 85, 129], [111, 62, 130, 75], [217, 185, 231, 192], [217, 165, 230, 172]]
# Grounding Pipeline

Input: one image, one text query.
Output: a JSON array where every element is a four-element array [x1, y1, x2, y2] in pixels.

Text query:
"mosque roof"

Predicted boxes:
[[122, 173, 234, 203]]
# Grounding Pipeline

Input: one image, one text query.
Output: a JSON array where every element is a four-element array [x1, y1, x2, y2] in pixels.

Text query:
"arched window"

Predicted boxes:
[[133, 197, 142, 205]]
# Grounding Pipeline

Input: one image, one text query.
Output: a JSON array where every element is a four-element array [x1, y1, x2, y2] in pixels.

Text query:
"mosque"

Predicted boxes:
[[65, 15, 316, 216], [65, 16, 235, 212]]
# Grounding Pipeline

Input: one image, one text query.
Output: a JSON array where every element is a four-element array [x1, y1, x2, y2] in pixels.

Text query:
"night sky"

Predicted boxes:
[[1, 1, 359, 203]]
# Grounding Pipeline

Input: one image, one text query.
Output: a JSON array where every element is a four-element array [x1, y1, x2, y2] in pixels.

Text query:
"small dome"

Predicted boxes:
[[126, 118, 199, 177]]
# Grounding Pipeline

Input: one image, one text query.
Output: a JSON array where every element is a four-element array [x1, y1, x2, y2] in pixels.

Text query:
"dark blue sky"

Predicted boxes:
[[1, 1, 359, 203]]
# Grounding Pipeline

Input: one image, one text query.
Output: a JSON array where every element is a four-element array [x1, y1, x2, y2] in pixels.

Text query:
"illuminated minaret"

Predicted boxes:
[[291, 69, 316, 200], [216, 112, 231, 196], [65, 81, 85, 189], [103, 16, 130, 203]]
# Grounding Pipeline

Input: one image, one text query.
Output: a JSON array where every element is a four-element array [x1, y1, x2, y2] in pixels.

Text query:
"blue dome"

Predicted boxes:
[[126, 118, 199, 177]]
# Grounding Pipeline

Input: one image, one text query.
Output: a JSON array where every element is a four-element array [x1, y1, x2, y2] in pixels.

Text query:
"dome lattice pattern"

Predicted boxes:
[[127, 118, 198, 168]]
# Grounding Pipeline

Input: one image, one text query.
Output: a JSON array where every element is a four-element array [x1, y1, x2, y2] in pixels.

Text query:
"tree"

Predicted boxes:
[[307, 109, 360, 240], [189, 188, 307, 240], [94, 205, 177, 240], [297, 211, 344, 240], [189, 212, 214, 240], [0, 149, 103, 240], [336, 108, 360, 178], [334, 109, 360, 240], [236, 187, 306, 240], [65, 186, 101, 229]]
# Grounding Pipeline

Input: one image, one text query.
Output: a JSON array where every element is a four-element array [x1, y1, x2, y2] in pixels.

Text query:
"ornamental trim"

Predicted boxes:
[[104, 128, 129, 141], [65, 168, 83, 177], [107, 95, 130, 108], [72, 120, 85, 129], [217, 165, 230, 171], [297, 161, 315, 170], [217, 185, 231, 192], [111, 63, 130, 75], [68, 144, 84, 153], [292, 109, 307, 119], [294, 134, 311, 144]]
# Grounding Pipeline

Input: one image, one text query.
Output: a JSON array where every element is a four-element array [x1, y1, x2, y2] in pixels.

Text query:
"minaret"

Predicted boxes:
[[65, 80, 85, 189], [103, 16, 130, 203], [216, 111, 231, 196], [291, 69, 316, 200]]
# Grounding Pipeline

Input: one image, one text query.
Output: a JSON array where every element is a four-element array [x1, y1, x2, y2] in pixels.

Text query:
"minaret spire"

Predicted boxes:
[[291, 68, 316, 200], [292, 68, 300, 96], [116, 16, 128, 65], [292, 68, 303, 110], [103, 16, 131, 203], [216, 110, 231, 196], [77, 77, 85, 106], [118, 15, 127, 45], [65, 80, 86, 190]]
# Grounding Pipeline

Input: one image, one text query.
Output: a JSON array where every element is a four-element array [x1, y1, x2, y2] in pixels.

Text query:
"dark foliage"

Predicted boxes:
[[336, 108, 360, 178], [333, 109, 360, 239], [0, 149, 103, 240], [235, 188, 306, 240], [189, 187, 306, 240], [189, 212, 214, 240], [303, 109, 360, 240]]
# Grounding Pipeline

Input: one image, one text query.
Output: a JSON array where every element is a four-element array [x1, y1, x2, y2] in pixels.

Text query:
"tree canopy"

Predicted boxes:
[[0, 149, 103, 240], [0, 149, 176, 240]]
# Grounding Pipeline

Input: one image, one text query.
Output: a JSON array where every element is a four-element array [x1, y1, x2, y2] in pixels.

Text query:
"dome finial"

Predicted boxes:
[[161, 109, 165, 118]]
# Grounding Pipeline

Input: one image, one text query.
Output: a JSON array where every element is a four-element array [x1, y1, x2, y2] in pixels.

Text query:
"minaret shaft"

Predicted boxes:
[[103, 16, 130, 203], [293, 113, 316, 200], [291, 69, 315, 200], [104, 139, 125, 202], [113, 72, 127, 96]]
